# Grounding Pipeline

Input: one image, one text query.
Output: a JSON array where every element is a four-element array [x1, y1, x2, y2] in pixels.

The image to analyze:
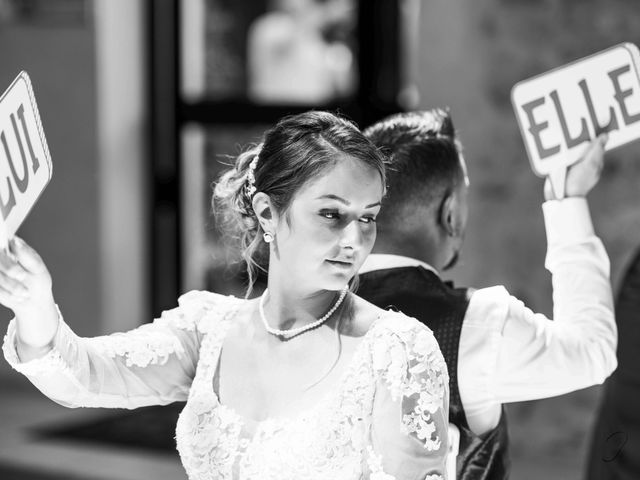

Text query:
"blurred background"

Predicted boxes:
[[0, 0, 640, 479]]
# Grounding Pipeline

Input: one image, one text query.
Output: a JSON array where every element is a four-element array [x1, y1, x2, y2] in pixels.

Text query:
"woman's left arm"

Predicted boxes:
[[368, 318, 450, 480]]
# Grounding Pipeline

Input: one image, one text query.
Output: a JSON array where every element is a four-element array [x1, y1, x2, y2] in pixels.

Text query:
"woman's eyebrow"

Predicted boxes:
[[316, 194, 349, 205], [316, 194, 380, 208]]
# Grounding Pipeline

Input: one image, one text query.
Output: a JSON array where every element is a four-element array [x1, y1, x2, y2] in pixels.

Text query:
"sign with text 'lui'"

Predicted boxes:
[[512, 43, 640, 198], [0, 71, 52, 248]]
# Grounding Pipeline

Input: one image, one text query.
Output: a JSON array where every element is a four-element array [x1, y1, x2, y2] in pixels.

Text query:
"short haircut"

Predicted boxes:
[[363, 109, 464, 226]]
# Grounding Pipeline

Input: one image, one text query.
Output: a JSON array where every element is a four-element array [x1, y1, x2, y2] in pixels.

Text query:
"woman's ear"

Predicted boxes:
[[252, 192, 276, 234]]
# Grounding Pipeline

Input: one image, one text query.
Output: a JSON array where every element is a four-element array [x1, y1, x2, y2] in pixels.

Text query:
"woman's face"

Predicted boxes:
[[271, 158, 383, 292]]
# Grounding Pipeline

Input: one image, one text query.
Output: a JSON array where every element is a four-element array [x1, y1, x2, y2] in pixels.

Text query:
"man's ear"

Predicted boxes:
[[252, 192, 276, 233], [439, 190, 464, 238]]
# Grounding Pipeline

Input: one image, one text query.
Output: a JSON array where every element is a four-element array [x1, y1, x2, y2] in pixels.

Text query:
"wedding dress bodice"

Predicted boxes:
[[3, 291, 449, 480]]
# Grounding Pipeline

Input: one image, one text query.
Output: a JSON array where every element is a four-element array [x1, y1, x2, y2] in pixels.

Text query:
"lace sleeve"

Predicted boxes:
[[368, 315, 450, 480], [2, 291, 239, 409]]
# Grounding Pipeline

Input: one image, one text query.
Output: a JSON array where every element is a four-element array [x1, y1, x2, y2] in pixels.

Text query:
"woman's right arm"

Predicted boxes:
[[0, 237, 210, 409]]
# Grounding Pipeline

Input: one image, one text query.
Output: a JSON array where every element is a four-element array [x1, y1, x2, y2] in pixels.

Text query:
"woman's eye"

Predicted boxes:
[[319, 211, 376, 224], [320, 211, 340, 220]]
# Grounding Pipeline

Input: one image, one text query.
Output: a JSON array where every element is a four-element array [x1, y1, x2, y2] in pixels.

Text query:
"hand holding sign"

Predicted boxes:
[[544, 133, 608, 201], [0, 235, 58, 357], [512, 43, 640, 198], [0, 73, 57, 357]]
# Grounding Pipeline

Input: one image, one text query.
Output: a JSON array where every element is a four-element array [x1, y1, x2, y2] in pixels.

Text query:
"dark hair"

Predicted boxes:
[[213, 110, 386, 295], [363, 108, 464, 226]]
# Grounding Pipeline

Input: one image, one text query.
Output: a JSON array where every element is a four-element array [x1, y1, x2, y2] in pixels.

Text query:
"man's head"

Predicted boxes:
[[363, 108, 469, 271]]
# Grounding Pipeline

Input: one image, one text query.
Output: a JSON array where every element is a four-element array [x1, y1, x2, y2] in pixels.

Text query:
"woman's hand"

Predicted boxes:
[[0, 236, 59, 353]]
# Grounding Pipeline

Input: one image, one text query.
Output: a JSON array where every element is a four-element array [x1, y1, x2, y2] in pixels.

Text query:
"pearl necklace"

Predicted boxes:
[[259, 287, 348, 337]]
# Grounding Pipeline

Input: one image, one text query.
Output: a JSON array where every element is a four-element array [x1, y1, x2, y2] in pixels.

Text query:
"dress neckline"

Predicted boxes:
[[204, 308, 386, 428]]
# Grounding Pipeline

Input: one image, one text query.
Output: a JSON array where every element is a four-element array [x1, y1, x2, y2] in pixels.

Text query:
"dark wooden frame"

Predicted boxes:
[[148, 0, 402, 316]]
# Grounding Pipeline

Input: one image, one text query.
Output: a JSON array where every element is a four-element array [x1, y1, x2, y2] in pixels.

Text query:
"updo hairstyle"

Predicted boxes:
[[213, 110, 386, 294]]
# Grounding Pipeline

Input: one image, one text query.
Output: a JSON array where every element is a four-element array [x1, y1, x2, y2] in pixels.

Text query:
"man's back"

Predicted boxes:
[[361, 110, 616, 479], [358, 265, 510, 480]]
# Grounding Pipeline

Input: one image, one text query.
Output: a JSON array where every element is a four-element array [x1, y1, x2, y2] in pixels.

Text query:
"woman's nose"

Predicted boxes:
[[339, 220, 362, 250]]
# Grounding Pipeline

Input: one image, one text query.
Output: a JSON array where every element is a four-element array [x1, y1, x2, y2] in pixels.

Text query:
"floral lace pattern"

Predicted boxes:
[[88, 326, 186, 368], [2, 291, 448, 479], [2, 305, 68, 377], [174, 293, 449, 480], [371, 319, 448, 452], [86, 291, 244, 369], [2, 321, 68, 376]]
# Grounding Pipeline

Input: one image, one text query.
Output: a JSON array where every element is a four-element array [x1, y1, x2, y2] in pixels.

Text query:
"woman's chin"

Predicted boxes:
[[320, 274, 352, 291]]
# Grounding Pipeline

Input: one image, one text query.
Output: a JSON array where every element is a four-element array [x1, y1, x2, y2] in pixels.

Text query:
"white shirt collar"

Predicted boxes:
[[359, 253, 440, 276]]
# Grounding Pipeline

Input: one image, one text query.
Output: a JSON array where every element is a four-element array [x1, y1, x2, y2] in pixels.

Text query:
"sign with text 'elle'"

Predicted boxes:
[[0, 72, 52, 248], [512, 43, 640, 197]]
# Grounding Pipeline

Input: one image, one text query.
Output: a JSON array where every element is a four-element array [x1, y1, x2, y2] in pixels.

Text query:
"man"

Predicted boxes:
[[358, 109, 617, 479]]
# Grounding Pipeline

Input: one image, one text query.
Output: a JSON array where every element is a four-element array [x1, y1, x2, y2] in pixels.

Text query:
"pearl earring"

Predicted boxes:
[[263, 232, 274, 243]]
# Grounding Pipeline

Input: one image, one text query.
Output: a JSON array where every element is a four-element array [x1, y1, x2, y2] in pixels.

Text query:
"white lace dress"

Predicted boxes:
[[3, 291, 449, 480]]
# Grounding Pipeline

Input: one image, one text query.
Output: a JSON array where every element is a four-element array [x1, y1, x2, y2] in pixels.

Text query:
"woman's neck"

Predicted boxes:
[[263, 275, 342, 332]]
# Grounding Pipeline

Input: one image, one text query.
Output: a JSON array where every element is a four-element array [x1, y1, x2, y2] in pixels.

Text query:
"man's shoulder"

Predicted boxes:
[[462, 286, 512, 329], [360, 266, 470, 302]]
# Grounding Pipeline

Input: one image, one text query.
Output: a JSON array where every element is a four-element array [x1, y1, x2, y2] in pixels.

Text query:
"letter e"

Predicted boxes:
[[521, 97, 561, 159], [609, 64, 640, 125]]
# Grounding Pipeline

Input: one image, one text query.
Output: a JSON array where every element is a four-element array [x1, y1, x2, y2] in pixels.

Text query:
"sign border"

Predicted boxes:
[[0, 71, 53, 236], [510, 42, 640, 177]]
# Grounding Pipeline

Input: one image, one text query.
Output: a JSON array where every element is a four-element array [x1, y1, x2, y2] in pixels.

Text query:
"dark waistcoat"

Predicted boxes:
[[358, 266, 510, 480]]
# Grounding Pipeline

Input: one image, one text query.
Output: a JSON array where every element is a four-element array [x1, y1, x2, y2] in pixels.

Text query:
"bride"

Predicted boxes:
[[1, 111, 449, 479]]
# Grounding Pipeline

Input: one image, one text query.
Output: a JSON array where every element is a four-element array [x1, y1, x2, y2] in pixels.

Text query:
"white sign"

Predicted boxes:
[[0, 71, 52, 248], [511, 43, 640, 197]]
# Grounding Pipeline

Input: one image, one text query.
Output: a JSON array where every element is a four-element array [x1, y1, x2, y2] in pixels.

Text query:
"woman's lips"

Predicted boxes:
[[326, 259, 354, 270]]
